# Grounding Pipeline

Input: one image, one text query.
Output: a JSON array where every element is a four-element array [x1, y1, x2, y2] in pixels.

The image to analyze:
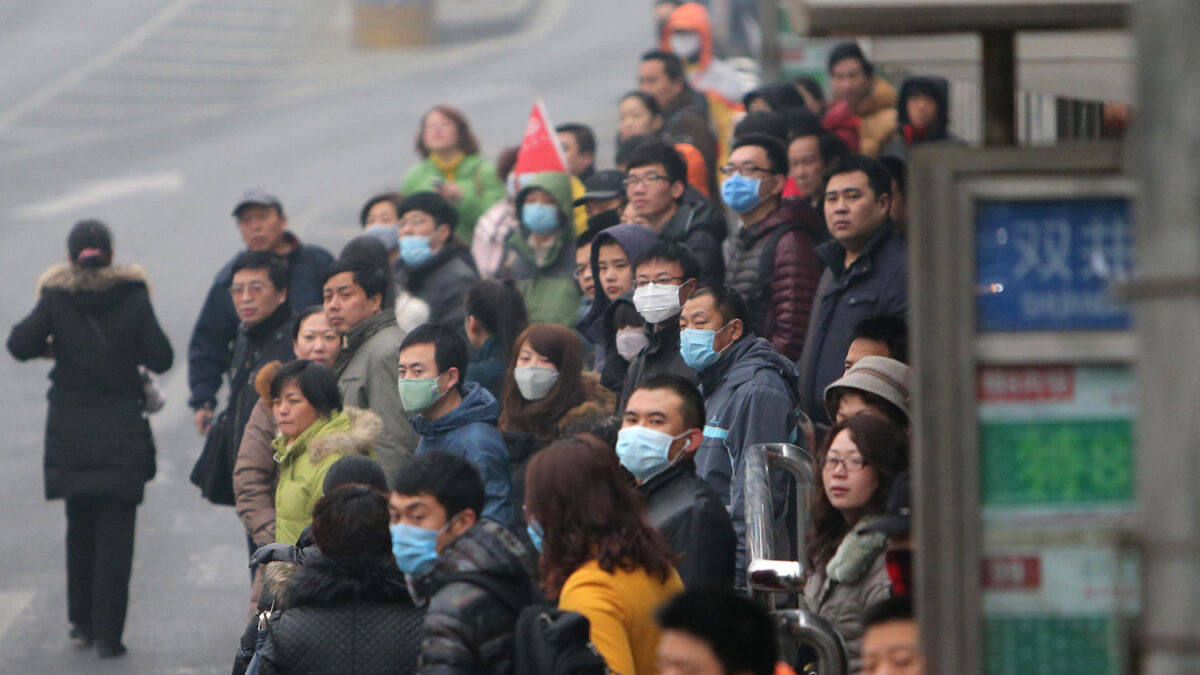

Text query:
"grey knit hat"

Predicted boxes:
[[824, 356, 911, 423]]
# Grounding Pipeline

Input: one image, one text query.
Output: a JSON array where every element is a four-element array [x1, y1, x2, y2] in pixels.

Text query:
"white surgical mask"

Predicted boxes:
[[632, 283, 682, 325], [615, 329, 649, 362], [669, 32, 702, 61], [513, 365, 559, 401]]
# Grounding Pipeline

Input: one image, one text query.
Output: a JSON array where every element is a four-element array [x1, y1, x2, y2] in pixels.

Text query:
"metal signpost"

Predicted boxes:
[[908, 144, 1138, 674]]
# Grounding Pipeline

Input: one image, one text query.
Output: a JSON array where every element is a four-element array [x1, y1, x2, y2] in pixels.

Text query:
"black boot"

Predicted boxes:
[[95, 640, 127, 658]]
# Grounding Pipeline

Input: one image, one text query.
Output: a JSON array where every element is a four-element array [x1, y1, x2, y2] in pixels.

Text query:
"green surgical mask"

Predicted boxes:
[[398, 376, 442, 413]]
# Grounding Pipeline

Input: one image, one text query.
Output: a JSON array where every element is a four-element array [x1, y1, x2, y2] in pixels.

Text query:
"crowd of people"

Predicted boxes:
[[6, 2, 969, 672]]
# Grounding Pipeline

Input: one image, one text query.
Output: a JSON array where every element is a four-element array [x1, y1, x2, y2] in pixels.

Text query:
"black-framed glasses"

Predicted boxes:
[[623, 174, 670, 189], [719, 163, 771, 177], [822, 456, 868, 472], [635, 276, 685, 288]]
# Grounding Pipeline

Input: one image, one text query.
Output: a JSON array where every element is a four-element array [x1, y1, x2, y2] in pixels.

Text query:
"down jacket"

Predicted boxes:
[[802, 517, 892, 674], [7, 263, 173, 503], [273, 408, 380, 545], [408, 518, 539, 674], [725, 199, 825, 361], [234, 362, 283, 548], [255, 555, 424, 675]]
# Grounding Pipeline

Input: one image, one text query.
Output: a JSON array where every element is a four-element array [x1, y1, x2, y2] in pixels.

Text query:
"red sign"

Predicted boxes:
[[512, 100, 566, 179], [977, 366, 1075, 403], [982, 555, 1041, 590]]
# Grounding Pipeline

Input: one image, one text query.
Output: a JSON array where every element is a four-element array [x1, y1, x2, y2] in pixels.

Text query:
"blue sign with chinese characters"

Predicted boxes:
[[976, 199, 1133, 332]]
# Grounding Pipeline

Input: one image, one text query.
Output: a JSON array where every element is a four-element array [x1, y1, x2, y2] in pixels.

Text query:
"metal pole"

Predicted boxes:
[[759, 0, 782, 82], [1133, 1, 1200, 671], [981, 30, 1016, 146]]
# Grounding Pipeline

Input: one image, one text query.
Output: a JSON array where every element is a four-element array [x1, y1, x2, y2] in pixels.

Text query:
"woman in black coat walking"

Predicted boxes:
[[7, 220, 173, 658]]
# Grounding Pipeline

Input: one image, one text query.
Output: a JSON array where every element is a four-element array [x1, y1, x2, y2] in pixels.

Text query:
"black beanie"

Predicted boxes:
[[322, 454, 388, 494], [67, 220, 113, 269]]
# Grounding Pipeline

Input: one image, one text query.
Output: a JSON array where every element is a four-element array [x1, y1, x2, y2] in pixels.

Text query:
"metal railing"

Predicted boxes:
[[743, 441, 848, 675]]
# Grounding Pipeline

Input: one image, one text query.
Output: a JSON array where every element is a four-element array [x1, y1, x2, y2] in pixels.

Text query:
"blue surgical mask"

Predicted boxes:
[[522, 202, 561, 234], [680, 323, 732, 371], [399, 235, 434, 266], [389, 522, 439, 576], [364, 224, 399, 252], [616, 425, 691, 483], [721, 173, 764, 214], [526, 519, 545, 554]]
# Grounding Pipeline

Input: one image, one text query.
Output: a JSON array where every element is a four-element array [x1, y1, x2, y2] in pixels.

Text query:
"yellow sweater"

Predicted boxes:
[[558, 560, 684, 675]]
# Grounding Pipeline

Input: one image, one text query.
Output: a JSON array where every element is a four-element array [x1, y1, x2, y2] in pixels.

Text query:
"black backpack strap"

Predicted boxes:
[[446, 572, 532, 616]]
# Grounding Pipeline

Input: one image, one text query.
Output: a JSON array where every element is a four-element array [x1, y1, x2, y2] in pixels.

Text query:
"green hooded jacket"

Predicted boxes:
[[501, 171, 582, 327], [402, 154, 506, 242]]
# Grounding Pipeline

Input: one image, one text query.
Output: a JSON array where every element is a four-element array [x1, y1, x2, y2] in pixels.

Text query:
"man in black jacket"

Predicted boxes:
[[188, 189, 333, 436], [621, 375, 735, 589], [619, 240, 701, 411]]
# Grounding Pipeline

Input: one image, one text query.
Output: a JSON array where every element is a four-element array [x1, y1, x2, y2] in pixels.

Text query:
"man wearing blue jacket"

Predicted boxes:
[[188, 188, 334, 434], [680, 284, 800, 588], [397, 323, 514, 530]]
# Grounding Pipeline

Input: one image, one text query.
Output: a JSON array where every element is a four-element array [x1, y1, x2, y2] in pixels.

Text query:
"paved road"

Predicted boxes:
[[0, 0, 648, 671]]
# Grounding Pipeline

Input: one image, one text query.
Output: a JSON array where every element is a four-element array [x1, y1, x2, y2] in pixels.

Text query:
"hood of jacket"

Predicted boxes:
[[508, 171, 576, 270], [514, 171, 574, 230], [281, 554, 413, 610], [273, 406, 382, 465], [826, 516, 889, 585], [703, 335, 800, 397], [896, 75, 951, 140], [855, 76, 898, 118], [662, 2, 715, 71], [410, 518, 537, 605], [578, 224, 659, 337], [254, 360, 284, 402], [36, 263, 150, 314], [410, 381, 501, 438]]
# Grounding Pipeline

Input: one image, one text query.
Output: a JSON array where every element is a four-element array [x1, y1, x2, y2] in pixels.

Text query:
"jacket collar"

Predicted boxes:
[[638, 456, 696, 493], [697, 334, 754, 392], [242, 302, 292, 341], [815, 221, 897, 279], [343, 311, 395, 352], [825, 516, 888, 585]]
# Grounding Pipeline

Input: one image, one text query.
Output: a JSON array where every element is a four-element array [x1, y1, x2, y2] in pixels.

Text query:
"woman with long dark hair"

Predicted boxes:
[[524, 435, 682, 675], [7, 220, 173, 658], [463, 279, 528, 400], [803, 414, 908, 673], [402, 104, 506, 241]]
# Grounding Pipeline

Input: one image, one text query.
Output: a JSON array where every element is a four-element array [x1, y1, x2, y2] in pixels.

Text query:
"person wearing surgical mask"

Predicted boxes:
[[391, 192, 479, 329], [388, 451, 536, 674], [722, 133, 824, 362], [499, 324, 616, 508], [359, 192, 403, 263], [617, 240, 701, 411], [497, 172, 582, 327], [398, 323, 514, 530], [621, 375, 735, 588], [678, 285, 801, 588]]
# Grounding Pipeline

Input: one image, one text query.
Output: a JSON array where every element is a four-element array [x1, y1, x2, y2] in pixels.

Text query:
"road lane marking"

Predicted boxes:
[[11, 171, 184, 220], [0, 591, 35, 641]]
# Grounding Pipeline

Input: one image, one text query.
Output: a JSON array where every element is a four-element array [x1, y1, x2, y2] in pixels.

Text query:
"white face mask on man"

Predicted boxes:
[[632, 283, 681, 325]]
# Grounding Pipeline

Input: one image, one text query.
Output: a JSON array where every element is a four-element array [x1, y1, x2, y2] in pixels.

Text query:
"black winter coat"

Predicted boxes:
[[255, 555, 424, 675], [7, 264, 173, 503], [225, 304, 294, 454], [640, 459, 736, 589]]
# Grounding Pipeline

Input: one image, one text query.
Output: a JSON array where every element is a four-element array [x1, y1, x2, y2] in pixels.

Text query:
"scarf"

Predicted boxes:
[[430, 151, 465, 181]]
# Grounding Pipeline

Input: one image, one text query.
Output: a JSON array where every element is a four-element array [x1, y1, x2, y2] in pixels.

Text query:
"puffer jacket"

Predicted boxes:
[[853, 76, 899, 158], [499, 171, 582, 327], [255, 555, 424, 675], [391, 243, 479, 328], [335, 311, 418, 486], [658, 199, 728, 287], [274, 408, 380, 545], [411, 383, 514, 531], [8, 263, 173, 503], [798, 223, 907, 427], [802, 517, 892, 674], [694, 336, 800, 584], [408, 518, 538, 674], [640, 458, 736, 589], [234, 362, 283, 548], [725, 199, 825, 361]]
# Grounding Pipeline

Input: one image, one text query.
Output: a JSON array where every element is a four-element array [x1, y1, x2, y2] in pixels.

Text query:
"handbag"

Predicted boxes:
[[189, 409, 236, 505], [139, 366, 166, 414]]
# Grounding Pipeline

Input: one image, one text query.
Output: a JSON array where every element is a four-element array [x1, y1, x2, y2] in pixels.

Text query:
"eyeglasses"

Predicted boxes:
[[822, 455, 868, 472], [623, 174, 670, 189], [719, 163, 771, 177], [635, 277, 685, 288]]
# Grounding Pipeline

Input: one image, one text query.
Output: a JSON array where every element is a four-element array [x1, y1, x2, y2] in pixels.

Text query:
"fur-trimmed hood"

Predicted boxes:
[[307, 407, 382, 464], [281, 556, 413, 610], [255, 361, 283, 402], [826, 516, 889, 585], [35, 263, 149, 299]]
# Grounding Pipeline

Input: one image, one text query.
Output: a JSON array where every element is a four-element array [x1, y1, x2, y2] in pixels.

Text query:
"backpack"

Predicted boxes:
[[449, 573, 609, 675]]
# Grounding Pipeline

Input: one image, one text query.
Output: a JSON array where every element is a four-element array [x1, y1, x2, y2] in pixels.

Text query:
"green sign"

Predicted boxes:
[[986, 616, 1123, 675]]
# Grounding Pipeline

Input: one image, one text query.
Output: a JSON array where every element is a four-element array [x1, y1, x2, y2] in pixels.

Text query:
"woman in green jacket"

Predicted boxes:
[[403, 105, 506, 242], [270, 360, 380, 545]]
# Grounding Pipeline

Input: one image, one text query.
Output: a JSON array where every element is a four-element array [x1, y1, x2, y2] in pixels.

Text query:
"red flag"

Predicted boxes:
[[512, 100, 567, 184]]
